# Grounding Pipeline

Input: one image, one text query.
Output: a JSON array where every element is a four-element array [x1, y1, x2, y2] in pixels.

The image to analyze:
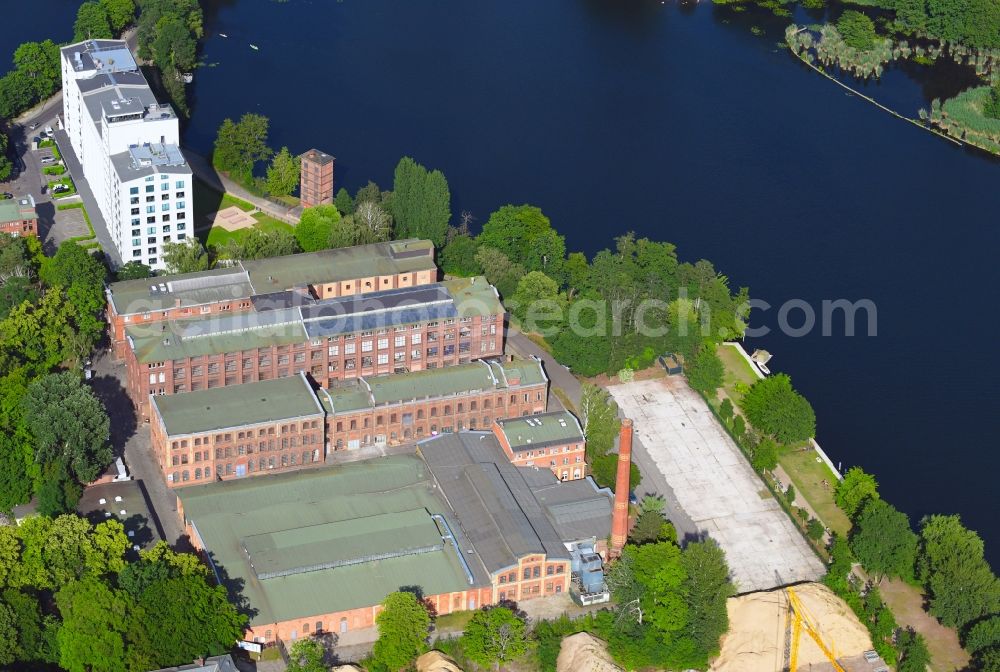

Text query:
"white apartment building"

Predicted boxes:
[[61, 39, 192, 270]]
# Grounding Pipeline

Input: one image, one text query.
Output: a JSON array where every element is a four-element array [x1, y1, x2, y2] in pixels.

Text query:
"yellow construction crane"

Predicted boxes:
[[786, 587, 846, 672]]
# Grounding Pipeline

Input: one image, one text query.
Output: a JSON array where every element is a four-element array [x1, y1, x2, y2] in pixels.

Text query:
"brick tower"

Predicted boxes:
[[299, 149, 335, 208], [610, 418, 633, 557]]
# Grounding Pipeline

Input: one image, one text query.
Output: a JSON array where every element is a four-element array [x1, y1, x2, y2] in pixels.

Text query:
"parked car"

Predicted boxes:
[[44, 126, 53, 135], [28, 122, 38, 130], [53, 185, 70, 193], [40, 157, 55, 164]]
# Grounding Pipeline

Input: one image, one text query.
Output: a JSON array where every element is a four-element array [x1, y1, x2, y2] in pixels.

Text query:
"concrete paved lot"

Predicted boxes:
[[608, 378, 824, 593]]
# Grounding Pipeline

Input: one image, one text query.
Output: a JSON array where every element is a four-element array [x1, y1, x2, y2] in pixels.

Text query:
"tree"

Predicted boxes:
[[0, 599, 17, 665], [334, 187, 354, 215], [917, 515, 1000, 629], [750, 438, 779, 473], [983, 80, 1000, 120], [152, 16, 197, 72], [12, 41, 61, 101], [55, 578, 129, 672], [371, 591, 430, 671], [74, 2, 113, 42], [461, 606, 530, 670], [511, 270, 561, 327], [41, 240, 107, 345], [266, 146, 300, 197], [850, 499, 917, 581], [389, 156, 451, 245], [354, 180, 384, 207], [477, 205, 566, 279], [740, 373, 816, 444], [681, 540, 734, 661], [440, 233, 481, 277], [823, 533, 854, 595], [350, 201, 393, 245], [162, 238, 209, 274], [578, 383, 621, 459], [286, 637, 327, 672], [967, 616, 1000, 655], [296, 204, 341, 252], [631, 509, 674, 545], [115, 261, 151, 281], [837, 10, 878, 51], [835, 466, 879, 519], [475, 247, 523, 299], [128, 574, 246, 665], [806, 518, 825, 541], [23, 372, 111, 485], [719, 398, 734, 423], [686, 344, 723, 395], [896, 628, 930, 672], [220, 228, 300, 261], [212, 114, 272, 184], [100, 0, 136, 33]]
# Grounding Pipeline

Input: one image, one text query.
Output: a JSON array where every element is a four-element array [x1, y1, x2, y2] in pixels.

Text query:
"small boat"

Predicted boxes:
[[249, 43, 259, 51], [219, 33, 228, 38], [750, 349, 773, 376]]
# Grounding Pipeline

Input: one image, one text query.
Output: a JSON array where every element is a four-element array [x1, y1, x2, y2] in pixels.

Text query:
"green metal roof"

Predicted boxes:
[[0, 198, 38, 223], [242, 239, 435, 295], [177, 456, 475, 625], [368, 361, 500, 405], [151, 373, 323, 436], [107, 239, 435, 315], [495, 411, 584, 452], [126, 276, 502, 364], [242, 509, 442, 579], [317, 358, 547, 415]]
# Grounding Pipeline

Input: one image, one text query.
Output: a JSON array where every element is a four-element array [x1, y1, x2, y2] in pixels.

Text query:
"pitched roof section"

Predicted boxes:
[[419, 432, 611, 575], [151, 372, 323, 436], [495, 411, 584, 452], [177, 456, 476, 625], [317, 359, 547, 415], [125, 277, 502, 363], [107, 239, 435, 315]]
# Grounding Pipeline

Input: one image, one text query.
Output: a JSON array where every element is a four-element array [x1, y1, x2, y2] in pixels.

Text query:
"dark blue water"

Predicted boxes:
[[6, 0, 1000, 566]]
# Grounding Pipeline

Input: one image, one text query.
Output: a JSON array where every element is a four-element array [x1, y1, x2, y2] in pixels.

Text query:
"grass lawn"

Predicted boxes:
[[192, 178, 254, 224], [880, 578, 970, 671], [202, 216, 293, 249], [48, 176, 77, 198], [435, 610, 475, 632], [778, 446, 851, 536], [716, 344, 759, 402]]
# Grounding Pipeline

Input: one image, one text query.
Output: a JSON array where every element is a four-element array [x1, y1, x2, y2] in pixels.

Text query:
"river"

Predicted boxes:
[[6, 0, 1000, 566]]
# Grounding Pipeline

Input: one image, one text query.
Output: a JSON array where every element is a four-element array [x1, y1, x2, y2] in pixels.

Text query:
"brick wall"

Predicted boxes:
[[129, 314, 503, 418]]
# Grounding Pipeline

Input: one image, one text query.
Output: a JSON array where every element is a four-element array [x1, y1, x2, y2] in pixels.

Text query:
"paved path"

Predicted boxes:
[[53, 129, 124, 266], [182, 150, 301, 225], [91, 350, 186, 548]]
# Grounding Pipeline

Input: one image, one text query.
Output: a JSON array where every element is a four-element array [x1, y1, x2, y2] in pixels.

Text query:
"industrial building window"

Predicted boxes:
[[523, 568, 531, 580], [509, 572, 516, 582], [546, 566, 554, 576], [302, 623, 309, 634], [499, 575, 506, 584], [316, 621, 323, 633], [533, 567, 541, 578], [130, 186, 139, 195], [556, 565, 564, 574]]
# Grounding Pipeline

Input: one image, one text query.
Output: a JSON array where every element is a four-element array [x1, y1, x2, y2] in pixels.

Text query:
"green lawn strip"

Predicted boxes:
[[435, 610, 475, 632], [203, 216, 293, 249], [715, 344, 759, 402], [778, 446, 851, 536], [48, 176, 77, 198]]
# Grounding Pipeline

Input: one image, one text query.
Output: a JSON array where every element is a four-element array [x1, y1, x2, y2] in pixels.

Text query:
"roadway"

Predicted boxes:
[[505, 326, 699, 542]]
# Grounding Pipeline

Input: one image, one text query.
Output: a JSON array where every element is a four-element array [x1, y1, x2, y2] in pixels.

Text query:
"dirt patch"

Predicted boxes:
[[557, 632, 622, 672], [713, 583, 878, 672], [879, 578, 970, 672]]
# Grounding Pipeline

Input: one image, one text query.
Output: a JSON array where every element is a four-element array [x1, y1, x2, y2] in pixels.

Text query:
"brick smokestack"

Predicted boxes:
[[610, 418, 633, 558]]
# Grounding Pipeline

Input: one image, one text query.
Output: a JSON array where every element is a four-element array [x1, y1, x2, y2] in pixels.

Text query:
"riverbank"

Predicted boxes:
[[713, 344, 972, 671]]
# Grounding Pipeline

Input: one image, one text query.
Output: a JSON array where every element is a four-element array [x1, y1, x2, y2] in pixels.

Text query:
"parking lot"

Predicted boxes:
[[608, 377, 824, 594]]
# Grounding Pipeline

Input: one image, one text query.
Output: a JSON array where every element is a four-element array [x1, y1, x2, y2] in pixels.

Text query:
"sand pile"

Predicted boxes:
[[415, 650, 464, 672], [711, 582, 874, 672], [557, 632, 623, 672]]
